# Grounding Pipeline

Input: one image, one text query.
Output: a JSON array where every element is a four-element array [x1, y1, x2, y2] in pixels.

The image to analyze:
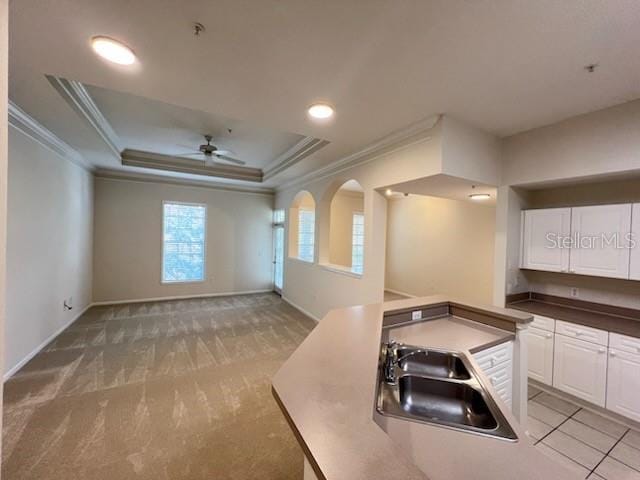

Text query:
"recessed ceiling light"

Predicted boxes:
[[385, 189, 393, 197], [308, 103, 335, 120], [469, 193, 491, 201], [91, 36, 136, 65]]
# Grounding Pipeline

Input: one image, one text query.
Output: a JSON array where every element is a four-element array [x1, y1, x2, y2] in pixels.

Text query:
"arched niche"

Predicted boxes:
[[288, 190, 316, 262], [322, 180, 365, 273]]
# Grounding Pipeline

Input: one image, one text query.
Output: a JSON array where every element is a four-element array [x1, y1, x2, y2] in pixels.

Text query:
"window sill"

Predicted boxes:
[[161, 279, 206, 285], [287, 256, 315, 265], [319, 263, 363, 279]]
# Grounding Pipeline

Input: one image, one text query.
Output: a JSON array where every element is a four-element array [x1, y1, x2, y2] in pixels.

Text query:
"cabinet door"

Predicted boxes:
[[569, 204, 632, 279], [528, 327, 554, 385], [606, 349, 640, 422], [521, 208, 571, 272], [630, 204, 640, 280], [553, 335, 607, 406]]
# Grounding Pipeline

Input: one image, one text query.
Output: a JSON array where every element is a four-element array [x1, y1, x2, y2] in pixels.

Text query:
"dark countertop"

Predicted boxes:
[[507, 298, 640, 338]]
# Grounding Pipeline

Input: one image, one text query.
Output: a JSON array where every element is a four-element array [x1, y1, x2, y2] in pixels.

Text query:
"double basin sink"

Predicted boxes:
[[376, 345, 517, 441]]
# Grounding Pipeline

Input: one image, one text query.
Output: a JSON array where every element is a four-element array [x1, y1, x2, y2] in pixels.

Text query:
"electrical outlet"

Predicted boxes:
[[570, 287, 579, 298], [411, 310, 422, 321]]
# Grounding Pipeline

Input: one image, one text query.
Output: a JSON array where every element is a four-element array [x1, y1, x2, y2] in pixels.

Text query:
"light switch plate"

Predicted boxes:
[[411, 310, 422, 321]]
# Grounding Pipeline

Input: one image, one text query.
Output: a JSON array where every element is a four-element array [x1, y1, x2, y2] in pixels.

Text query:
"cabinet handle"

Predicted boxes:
[[545, 333, 553, 339], [610, 351, 617, 357], [598, 348, 606, 354]]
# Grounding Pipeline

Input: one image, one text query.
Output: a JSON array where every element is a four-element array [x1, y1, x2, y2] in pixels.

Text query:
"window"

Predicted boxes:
[[351, 212, 364, 274], [162, 202, 206, 283], [298, 208, 315, 262]]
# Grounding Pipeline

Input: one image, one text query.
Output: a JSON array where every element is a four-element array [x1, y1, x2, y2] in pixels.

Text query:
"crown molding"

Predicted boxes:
[[46, 75, 122, 157], [263, 136, 330, 180], [275, 114, 441, 192], [121, 149, 264, 183], [95, 168, 274, 195], [8, 100, 91, 171]]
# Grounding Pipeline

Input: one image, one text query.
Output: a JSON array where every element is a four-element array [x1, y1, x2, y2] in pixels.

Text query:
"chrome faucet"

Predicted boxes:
[[383, 341, 428, 384]]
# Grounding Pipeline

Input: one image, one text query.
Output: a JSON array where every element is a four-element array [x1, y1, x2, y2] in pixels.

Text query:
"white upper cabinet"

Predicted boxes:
[[629, 204, 640, 281], [521, 208, 571, 272], [569, 204, 631, 279]]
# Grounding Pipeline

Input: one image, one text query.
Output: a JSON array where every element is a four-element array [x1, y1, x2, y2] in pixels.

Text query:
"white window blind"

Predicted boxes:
[[162, 202, 206, 283], [298, 208, 315, 262], [351, 212, 364, 274]]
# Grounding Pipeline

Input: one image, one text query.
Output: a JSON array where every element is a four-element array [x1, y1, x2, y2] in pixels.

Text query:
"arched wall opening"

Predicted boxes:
[[288, 190, 316, 262], [320, 179, 365, 274]]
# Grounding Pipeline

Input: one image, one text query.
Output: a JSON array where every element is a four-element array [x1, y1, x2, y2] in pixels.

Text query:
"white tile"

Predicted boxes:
[[535, 443, 590, 478], [543, 430, 605, 470], [559, 419, 618, 453], [529, 401, 568, 427], [527, 415, 554, 441], [622, 429, 640, 450], [535, 392, 581, 416], [595, 457, 640, 480], [528, 384, 543, 399], [573, 410, 628, 439], [610, 442, 640, 472]]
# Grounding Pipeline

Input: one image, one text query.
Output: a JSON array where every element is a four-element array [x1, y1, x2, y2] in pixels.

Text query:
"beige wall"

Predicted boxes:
[[1, 0, 8, 457], [494, 100, 640, 307], [502, 99, 640, 187], [329, 191, 363, 267], [93, 177, 274, 302], [385, 195, 496, 305], [5, 128, 94, 376], [275, 116, 502, 321], [276, 125, 443, 321]]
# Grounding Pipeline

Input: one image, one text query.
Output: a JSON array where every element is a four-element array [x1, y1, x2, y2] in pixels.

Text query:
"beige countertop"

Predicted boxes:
[[272, 295, 579, 480]]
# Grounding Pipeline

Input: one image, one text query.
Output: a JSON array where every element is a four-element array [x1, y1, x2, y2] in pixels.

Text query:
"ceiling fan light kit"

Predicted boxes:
[[179, 134, 246, 166]]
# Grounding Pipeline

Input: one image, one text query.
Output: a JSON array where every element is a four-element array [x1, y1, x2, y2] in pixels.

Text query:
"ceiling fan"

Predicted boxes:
[[179, 134, 246, 166]]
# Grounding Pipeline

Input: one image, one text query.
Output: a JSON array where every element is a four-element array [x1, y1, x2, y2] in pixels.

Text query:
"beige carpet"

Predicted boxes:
[[2, 293, 315, 480]]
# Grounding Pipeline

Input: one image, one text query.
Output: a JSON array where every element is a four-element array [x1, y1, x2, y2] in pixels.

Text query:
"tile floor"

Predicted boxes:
[[528, 384, 640, 479]]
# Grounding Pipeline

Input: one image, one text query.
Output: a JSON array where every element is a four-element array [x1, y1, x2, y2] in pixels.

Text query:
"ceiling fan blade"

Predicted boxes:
[[177, 152, 206, 157], [215, 154, 246, 166]]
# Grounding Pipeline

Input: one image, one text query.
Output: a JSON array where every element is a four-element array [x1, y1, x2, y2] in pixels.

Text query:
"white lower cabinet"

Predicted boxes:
[[553, 335, 608, 407], [473, 342, 513, 410], [606, 348, 640, 422], [528, 327, 554, 385]]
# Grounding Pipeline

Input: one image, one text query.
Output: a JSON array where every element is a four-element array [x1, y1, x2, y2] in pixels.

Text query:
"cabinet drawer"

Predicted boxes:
[[493, 380, 513, 404], [531, 314, 555, 332], [610, 332, 640, 355], [556, 320, 608, 346], [484, 361, 512, 388], [473, 341, 513, 371]]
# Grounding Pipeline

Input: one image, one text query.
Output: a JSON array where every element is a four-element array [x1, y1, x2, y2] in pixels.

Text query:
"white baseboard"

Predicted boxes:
[[3, 302, 93, 382], [384, 288, 416, 299], [281, 296, 321, 322], [91, 289, 275, 306]]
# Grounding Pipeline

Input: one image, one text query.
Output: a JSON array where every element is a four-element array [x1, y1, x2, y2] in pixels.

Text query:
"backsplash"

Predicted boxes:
[[523, 270, 640, 311]]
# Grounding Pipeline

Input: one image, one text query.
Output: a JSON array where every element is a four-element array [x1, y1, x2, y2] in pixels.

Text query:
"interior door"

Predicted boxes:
[[273, 225, 284, 294]]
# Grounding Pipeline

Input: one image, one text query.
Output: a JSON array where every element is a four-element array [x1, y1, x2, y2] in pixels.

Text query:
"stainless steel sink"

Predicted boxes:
[[376, 345, 517, 441], [397, 348, 471, 380]]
